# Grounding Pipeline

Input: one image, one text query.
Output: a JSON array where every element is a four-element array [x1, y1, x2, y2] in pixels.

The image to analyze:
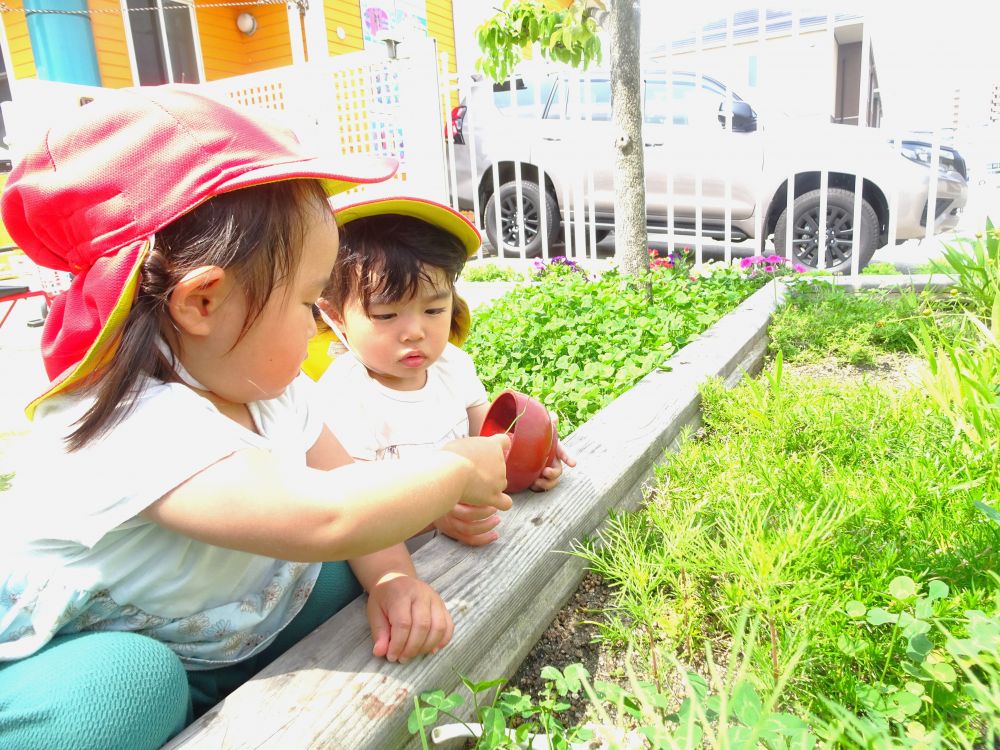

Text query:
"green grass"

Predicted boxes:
[[575, 288, 999, 741], [768, 283, 945, 365]]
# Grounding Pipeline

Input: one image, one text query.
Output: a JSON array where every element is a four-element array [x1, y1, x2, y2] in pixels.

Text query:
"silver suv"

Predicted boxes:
[[449, 70, 969, 272]]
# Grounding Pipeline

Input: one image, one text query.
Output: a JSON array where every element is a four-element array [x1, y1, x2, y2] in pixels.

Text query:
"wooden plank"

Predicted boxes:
[[166, 280, 785, 749]]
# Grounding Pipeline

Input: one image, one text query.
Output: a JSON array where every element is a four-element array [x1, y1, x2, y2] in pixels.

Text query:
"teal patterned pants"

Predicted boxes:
[[0, 561, 361, 750]]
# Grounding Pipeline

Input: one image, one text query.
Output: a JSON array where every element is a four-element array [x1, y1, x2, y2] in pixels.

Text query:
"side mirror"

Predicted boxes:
[[718, 100, 756, 132]]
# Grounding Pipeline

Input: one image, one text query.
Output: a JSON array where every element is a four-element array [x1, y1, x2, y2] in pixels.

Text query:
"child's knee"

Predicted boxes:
[[0, 631, 189, 750]]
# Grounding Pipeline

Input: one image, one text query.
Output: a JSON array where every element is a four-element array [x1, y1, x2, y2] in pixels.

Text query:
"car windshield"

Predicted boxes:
[[491, 76, 556, 115]]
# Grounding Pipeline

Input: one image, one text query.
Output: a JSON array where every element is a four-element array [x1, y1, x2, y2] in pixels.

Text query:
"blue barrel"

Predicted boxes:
[[25, 0, 101, 85]]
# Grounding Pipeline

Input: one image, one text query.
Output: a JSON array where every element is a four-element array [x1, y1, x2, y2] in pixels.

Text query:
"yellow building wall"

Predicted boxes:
[[324, 0, 363, 57], [2, 1, 37, 80], [89, 0, 132, 88], [425, 0, 455, 75], [197, 4, 292, 81]]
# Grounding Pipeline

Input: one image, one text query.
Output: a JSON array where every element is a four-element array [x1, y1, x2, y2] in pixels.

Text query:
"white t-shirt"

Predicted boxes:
[[318, 343, 489, 461], [0, 375, 324, 669]]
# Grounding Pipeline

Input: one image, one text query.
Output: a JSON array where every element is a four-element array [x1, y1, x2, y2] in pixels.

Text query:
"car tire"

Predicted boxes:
[[773, 188, 879, 273], [483, 181, 559, 258]]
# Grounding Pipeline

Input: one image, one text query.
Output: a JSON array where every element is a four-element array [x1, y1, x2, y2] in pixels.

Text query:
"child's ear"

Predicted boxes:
[[315, 298, 346, 330], [168, 265, 229, 336], [450, 292, 470, 347]]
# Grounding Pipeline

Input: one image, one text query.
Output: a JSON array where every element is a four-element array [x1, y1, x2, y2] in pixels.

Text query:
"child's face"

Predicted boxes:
[[338, 264, 454, 391], [208, 206, 339, 402]]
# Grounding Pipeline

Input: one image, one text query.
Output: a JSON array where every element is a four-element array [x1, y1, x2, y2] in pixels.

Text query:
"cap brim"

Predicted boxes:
[[334, 196, 481, 257], [220, 154, 400, 199]]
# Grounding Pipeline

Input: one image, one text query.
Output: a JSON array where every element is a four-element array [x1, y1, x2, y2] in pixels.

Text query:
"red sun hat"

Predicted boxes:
[[0, 84, 398, 417]]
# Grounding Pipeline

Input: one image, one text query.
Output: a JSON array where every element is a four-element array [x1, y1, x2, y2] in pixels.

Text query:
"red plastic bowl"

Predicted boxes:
[[479, 389, 558, 493]]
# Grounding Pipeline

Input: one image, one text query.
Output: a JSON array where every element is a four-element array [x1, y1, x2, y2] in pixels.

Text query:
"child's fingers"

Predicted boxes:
[[450, 503, 499, 524], [455, 528, 500, 546], [396, 598, 432, 663], [555, 441, 576, 468], [384, 597, 415, 663], [493, 491, 513, 512], [432, 606, 455, 654], [530, 465, 562, 492], [426, 603, 453, 655], [367, 599, 391, 659]]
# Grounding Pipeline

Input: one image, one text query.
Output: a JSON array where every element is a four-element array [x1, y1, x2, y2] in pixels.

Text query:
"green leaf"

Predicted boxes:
[[924, 660, 957, 684], [904, 681, 926, 696], [837, 635, 868, 657], [466, 677, 506, 695], [907, 633, 934, 659], [866, 607, 898, 626], [889, 576, 917, 600], [478, 705, 506, 745], [844, 600, 867, 618], [887, 690, 923, 721], [926, 579, 949, 601], [731, 679, 763, 726], [406, 704, 438, 734]]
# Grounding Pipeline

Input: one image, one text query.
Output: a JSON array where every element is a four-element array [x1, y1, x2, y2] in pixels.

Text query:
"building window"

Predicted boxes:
[[126, 0, 200, 85]]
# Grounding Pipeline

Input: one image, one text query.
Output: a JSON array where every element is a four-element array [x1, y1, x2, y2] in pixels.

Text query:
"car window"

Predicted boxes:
[[644, 77, 738, 128], [545, 77, 611, 121], [492, 77, 556, 116]]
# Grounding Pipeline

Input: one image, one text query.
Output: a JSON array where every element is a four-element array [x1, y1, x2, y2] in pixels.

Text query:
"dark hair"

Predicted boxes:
[[67, 179, 330, 450], [323, 214, 469, 337]]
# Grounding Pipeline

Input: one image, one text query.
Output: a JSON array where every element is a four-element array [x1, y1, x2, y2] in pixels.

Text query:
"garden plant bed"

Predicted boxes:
[[167, 271, 976, 749], [488, 274, 1000, 748]]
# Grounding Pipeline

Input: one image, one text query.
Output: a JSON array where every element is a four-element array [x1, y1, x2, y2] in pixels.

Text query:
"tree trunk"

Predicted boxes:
[[608, 0, 647, 276]]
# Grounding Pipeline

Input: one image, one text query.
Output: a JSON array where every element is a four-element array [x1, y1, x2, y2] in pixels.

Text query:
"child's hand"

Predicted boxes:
[[443, 434, 513, 511], [530, 414, 577, 492], [435, 503, 501, 546], [366, 572, 454, 663]]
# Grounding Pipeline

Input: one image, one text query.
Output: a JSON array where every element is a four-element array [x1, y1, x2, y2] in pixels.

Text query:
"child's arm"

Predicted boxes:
[[140, 425, 512, 562], [467, 402, 490, 438], [349, 545, 453, 662]]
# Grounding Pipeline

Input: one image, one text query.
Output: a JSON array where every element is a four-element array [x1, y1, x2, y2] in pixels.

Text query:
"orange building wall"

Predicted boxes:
[[197, 3, 292, 81], [89, 0, 132, 87], [324, 0, 363, 57], [2, 1, 37, 80]]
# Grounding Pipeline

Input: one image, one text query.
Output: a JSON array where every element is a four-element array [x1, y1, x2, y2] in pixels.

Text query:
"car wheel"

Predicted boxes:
[[483, 181, 559, 257], [773, 188, 879, 273]]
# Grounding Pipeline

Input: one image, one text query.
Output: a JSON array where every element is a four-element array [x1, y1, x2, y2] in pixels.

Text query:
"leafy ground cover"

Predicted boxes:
[[462, 263, 527, 283], [466, 258, 769, 433], [412, 224, 1000, 748]]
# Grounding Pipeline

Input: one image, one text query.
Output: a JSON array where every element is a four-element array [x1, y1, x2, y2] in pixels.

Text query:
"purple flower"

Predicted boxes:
[[740, 256, 759, 269], [764, 254, 785, 264], [793, 264, 807, 273]]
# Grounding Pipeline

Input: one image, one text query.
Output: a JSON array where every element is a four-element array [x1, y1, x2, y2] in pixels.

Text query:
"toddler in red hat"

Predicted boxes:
[[0, 86, 511, 750]]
